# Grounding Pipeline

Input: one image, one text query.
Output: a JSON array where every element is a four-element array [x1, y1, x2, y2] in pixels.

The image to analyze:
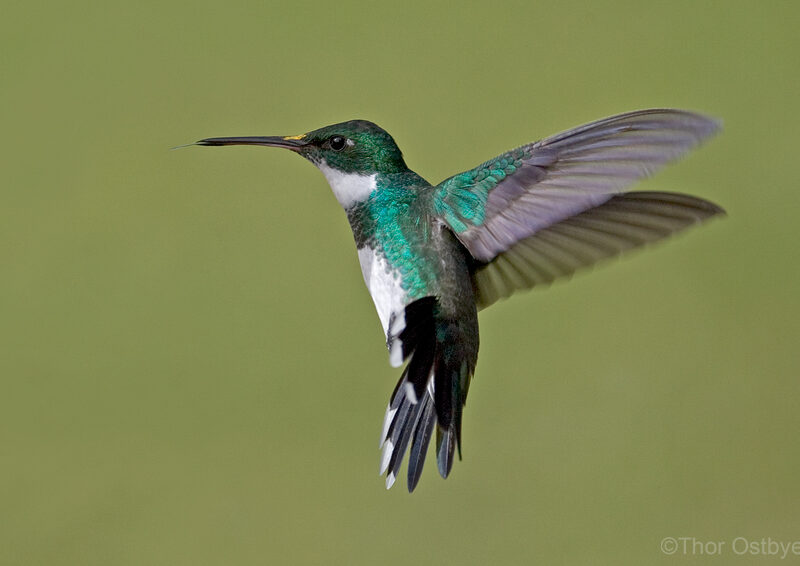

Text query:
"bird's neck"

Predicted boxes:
[[317, 163, 378, 209], [344, 170, 432, 250]]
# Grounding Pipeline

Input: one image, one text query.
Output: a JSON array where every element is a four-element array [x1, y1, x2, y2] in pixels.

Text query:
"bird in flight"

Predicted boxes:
[[193, 109, 723, 491]]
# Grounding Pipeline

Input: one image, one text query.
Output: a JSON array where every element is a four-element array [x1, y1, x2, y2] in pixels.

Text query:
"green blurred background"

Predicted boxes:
[[3, 1, 798, 564]]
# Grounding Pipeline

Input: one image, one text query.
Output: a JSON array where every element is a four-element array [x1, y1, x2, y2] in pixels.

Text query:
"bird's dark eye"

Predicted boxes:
[[329, 136, 347, 151]]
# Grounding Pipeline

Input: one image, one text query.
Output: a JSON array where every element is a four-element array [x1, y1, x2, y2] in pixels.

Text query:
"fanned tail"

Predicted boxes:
[[378, 297, 478, 492]]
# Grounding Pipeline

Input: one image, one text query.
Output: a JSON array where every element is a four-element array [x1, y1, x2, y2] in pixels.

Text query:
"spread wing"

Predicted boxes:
[[432, 109, 721, 262], [470, 191, 724, 308]]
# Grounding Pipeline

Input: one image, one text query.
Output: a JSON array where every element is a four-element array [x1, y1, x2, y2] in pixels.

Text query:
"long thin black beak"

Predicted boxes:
[[193, 135, 308, 151]]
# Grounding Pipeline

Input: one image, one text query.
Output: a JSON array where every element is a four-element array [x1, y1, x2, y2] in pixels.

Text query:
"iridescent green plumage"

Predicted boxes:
[[434, 147, 528, 231], [348, 175, 436, 300]]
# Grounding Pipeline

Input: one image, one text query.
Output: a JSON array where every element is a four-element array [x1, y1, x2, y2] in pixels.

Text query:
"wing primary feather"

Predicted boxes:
[[471, 191, 724, 309]]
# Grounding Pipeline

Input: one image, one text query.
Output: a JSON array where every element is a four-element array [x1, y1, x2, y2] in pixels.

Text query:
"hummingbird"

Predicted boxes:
[[193, 109, 723, 492]]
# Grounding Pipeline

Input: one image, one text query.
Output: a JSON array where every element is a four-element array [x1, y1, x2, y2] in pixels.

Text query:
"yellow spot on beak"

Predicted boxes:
[[283, 134, 306, 140]]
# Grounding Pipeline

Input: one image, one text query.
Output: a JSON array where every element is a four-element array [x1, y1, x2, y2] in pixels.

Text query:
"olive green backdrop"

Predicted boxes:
[[3, 1, 798, 564]]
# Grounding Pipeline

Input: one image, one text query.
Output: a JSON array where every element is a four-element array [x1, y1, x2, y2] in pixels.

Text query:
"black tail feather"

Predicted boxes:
[[407, 394, 435, 491], [436, 426, 456, 479], [379, 369, 433, 489], [398, 296, 437, 401], [379, 296, 477, 491]]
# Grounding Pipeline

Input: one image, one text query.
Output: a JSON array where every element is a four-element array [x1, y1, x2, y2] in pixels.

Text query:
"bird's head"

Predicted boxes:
[[196, 119, 407, 177]]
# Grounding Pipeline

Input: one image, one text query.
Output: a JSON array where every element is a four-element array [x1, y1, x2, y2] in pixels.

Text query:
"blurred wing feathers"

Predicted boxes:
[[433, 109, 720, 262], [471, 191, 724, 308]]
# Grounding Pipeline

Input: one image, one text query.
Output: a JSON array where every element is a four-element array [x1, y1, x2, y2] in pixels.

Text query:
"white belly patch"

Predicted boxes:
[[357, 247, 408, 366]]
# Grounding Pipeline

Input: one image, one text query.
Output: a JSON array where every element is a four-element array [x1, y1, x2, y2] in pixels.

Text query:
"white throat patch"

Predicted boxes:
[[317, 162, 377, 208]]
